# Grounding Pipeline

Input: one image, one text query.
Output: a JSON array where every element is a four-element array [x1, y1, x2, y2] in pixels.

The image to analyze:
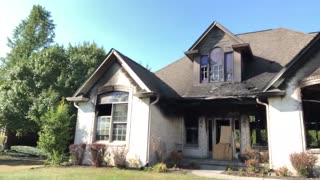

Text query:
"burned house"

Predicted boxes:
[[67, 21, 320, 170]]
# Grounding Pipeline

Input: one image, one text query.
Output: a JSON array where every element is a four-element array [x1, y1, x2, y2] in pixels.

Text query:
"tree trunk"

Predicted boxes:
[[4, 130, 16, 149]]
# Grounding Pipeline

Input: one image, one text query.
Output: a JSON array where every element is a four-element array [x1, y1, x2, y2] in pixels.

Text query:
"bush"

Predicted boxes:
[[69, 143, 86, 165], [290, 152, 318, 177], [47, 150, 65, 165], [128, 158, 139, 168], [275, 166, 290, 177], [90, 143, 106, 167], [112, 146, 128, 168], [38, 100, 72, 164], [11, 146, 46, 158], [153, 162, 167, 173]]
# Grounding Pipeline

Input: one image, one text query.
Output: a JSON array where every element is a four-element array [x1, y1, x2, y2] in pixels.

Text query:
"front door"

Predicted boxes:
[[208, 118, 239, 159]]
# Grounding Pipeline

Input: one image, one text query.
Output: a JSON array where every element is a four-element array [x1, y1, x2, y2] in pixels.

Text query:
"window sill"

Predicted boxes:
[[94, 140, 126, 146], [306, 148, 320, 154], [184, 144, 199, 149]]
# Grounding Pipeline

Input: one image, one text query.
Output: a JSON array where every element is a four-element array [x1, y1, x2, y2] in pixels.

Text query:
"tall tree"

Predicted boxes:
[[7, 5, 55, 60]]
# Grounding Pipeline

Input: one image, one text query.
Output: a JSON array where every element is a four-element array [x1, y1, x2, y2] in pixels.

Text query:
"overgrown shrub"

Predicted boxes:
[[90, 143, 106, 167], [112, 146, 128, 168], [290, 152, 318, 177], [38, 100, 72, 164], [153, 162, 167, 173], [69, 143, 86, 165], [275, 166, 290, 177]]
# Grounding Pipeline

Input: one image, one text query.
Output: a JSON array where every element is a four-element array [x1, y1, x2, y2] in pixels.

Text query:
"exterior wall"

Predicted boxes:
[[267, 49, 320, 171], [182, 116, 208, 158], [148, 104, 183, 165], [73, 61, 150, 166], [268, 87, 305, 170]]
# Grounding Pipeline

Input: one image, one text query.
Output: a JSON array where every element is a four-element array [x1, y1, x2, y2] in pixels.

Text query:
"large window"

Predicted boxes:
[[185, 114, 199, 145], [200, 47, 234, 83], [96, 91, 128, 141]]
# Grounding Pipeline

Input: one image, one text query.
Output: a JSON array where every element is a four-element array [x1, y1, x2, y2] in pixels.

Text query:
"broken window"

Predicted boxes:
[[200, 48, 234, 83], [200, 56, 209, 83], [249, 114, 268, 148], [185, 114, 199, 145], [210, 47, 224, 82], [96, 91, 129, 141]]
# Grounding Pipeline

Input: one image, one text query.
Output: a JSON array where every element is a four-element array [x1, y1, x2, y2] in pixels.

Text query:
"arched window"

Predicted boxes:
[[209, 47, 224, 82], [96, 91, 129, 141]]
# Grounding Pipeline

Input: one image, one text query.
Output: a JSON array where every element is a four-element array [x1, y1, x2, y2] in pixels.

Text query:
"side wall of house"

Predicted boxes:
[[73, 61, 150, 166], [148, 104, 183, 165], [267, 49, 320, 171]]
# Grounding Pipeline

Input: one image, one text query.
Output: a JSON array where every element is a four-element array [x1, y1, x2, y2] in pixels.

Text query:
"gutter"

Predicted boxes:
[[256, 98, 273, 169], [145, 94, 160, 166]]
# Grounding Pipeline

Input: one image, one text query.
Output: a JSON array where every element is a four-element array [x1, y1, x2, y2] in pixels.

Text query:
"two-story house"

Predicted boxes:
[[67, 21, 320, 170]]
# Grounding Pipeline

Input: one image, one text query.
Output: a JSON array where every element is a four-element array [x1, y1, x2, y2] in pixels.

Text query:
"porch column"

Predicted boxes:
[[240, 114, 251, 153]]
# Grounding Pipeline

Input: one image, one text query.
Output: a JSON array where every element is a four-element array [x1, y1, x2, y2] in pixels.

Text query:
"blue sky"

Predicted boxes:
[[0, 0, 319, 71]]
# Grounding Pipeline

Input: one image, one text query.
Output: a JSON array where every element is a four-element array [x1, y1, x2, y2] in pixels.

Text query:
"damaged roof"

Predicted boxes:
[[156, 27, 317, 99]]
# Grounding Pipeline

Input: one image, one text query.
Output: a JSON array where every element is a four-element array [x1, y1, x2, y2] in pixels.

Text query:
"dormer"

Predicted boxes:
[[185, 21, 252, 85]]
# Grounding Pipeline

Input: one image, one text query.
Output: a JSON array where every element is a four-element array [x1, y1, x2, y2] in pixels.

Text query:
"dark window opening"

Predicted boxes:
[[302, 87, 320, 148], [249, 114, 268, 148], [200, 56, 209, 83], [185, 114, 199, 145], [97, 104, 112, 116]]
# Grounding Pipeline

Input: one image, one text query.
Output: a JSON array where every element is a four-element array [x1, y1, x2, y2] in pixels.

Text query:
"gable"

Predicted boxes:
[[197, 26, 240, 55]]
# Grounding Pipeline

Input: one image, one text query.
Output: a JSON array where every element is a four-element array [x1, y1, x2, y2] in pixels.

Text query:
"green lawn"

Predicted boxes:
[[0, 167, 216, 180]]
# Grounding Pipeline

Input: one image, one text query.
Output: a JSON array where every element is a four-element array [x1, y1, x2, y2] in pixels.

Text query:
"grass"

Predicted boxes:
[[0, 167, 215, 180]]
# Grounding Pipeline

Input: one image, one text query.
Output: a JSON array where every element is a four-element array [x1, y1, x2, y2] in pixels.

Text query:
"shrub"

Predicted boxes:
[[290, 152, 318, 177], [38, 100, 72, 163], [153, 162, 167, 173], [128, 158, 139, 168], [169, 150, 183, 166], [275, 166, 290, 177], [90, 143, 106, 167], [69, 143, 86, 165], [47, 150, 64, 165], [11, 146, 46, 157], [112, 146, 128, 168]]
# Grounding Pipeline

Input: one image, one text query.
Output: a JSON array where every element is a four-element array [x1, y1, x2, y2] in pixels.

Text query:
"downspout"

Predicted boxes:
[[256, 98, 273, 169], [73, 102, 80, 109], [145, 94, 160, 166]]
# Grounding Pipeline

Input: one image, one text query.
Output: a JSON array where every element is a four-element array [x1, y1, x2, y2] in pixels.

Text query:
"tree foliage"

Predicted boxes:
[[0, 5, 105, 148]]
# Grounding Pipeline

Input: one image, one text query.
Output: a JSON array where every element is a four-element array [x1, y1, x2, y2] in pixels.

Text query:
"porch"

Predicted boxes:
[[180, 157, 245, 170]]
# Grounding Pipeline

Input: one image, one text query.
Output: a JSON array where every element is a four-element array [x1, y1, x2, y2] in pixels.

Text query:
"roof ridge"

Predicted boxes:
[[276, 27, 314, 36], [236, 29, 273, 36]]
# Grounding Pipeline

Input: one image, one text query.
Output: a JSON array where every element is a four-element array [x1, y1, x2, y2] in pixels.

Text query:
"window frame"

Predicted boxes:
[[95, 90, 129, 143], [200, 47, 234, 83], [184, 114, 199, 146]]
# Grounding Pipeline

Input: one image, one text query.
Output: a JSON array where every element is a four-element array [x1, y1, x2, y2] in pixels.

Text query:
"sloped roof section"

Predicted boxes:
[[237, 28, 316, 66], [70, 48, 179, 99], [189, 21, 244, 51], [114, 50, 180, 99]]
